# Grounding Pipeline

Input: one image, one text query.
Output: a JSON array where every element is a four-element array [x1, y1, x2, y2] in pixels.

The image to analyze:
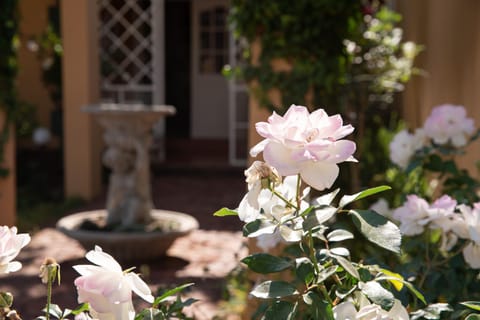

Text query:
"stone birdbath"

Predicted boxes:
[[57, 103, 199, 261]]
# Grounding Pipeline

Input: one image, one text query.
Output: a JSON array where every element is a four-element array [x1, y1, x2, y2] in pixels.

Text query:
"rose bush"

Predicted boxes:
[[216, 104, 436, 319], [380, 104, 480, 316], [0, 241, 194, 319], [2, 103, 480, 319]]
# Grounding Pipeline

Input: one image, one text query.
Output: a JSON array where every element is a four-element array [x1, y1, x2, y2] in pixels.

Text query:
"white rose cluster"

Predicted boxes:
[[393, 195, 480, 269], [389, 104, 476, 169]]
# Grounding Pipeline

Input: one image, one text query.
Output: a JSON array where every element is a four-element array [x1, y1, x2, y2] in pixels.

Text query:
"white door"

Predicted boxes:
[[191, 0, 229, 139]]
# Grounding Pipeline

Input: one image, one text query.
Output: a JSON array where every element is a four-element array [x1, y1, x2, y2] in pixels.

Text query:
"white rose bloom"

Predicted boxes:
[[450, 203, 480, 268], [0, 226, 31, 274], [463, 242, 480, 269], [423, 104, 475, 147], [389, 129, 425, 169], [392, 195, 431, 236]]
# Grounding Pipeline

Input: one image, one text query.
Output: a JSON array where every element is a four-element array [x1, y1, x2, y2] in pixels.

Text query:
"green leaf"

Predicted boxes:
[[0, 292, 13, 308], [46, 304, 63, 318], [262, 301, 297, 320], [466, 315, 480, 320], [303, 207, 337, 230], [71, 303, 90, 315], [251, 280, 299, 299], [154, 283, 195, 306], [461, 302, 480, 312], [316, 265, 338, 284], [213, 207, 238, 217], [243, 219, 276, 237], [349, 209, 401, 253], [303, 292, 335, 320], [313, 188, 340, 206], [332, 254, 359, 279], [360, 281, 394, 310], [377, 275, 426, 305], [327, 229, 354, 242], [295, 257, 315, 285], [330, 247, 350, 257], [379, 268, 404, 291], [242, 253, 292, 274], [339, 186, 391, 208]]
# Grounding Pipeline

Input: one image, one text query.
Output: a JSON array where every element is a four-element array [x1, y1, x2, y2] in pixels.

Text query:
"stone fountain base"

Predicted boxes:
[[56, 210, 199, 262]]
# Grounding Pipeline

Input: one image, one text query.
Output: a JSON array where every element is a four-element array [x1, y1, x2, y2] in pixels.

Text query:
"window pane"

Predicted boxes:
[[201, 31, 210, 49], [215, 31, 225, 50], [214, 7, 226, 27], [200, 11, 210, 27]]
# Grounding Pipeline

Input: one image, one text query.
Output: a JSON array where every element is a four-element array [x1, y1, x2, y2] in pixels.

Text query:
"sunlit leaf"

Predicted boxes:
[[154, 283, 195, 305], [461, 302, 480, 312], [379, 268, 404, 291], [313, 189, 340, 206], [349, 209, 401, 253], [0, 292, 13, 308], [330, 247, 350, 257], [251, 281, 299, 299], [332, 254, 359, 279], [303, 207, 337, 230], [213, 207, 238, 217], [339, 186, 391, 208], [327, 229, 354, 242], [360, 281, 394, 310], [243, 219, 276, 237], [316, 266, 338, 284]]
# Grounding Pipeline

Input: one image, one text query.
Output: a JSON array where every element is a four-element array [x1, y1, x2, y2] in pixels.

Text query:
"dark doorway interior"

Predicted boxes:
[[165, 0, 191, 138]]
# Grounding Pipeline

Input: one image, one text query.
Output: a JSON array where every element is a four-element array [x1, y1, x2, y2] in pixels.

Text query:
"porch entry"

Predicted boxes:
[[97, 0, 247, 165]]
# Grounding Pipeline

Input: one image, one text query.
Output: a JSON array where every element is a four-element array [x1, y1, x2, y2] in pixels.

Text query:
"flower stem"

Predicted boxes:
[[46, 276, 52, 320]]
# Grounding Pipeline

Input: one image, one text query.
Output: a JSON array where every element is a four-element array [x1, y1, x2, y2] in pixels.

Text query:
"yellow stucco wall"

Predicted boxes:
[[0, 113, 15, 226], [61, 0, 102, 200], [17, 0, 57, 134], [398, 0, 480, 175]]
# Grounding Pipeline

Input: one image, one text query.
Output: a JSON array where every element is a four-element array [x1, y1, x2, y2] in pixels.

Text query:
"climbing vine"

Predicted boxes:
[[0, 0, 19, 177], [227, 0, 363, 113]]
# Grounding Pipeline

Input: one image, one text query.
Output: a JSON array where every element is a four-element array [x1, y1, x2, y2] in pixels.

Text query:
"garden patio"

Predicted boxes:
[[7, 138, 248, 319], [2, 1, 480, 319]]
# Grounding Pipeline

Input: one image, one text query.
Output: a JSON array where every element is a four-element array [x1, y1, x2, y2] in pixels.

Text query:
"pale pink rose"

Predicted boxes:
[[423, 104, 475, 147], [389, 129, 426, 169], [0, 226, 31, 274], [250, 105, 356, 190], [450, 203, 480, 268], [392, 195, 431, 236], [333, 299, 409, 320], [428, 195, 457, 232], [452, 203, 480, 242], [73, 246, 154, 320]]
